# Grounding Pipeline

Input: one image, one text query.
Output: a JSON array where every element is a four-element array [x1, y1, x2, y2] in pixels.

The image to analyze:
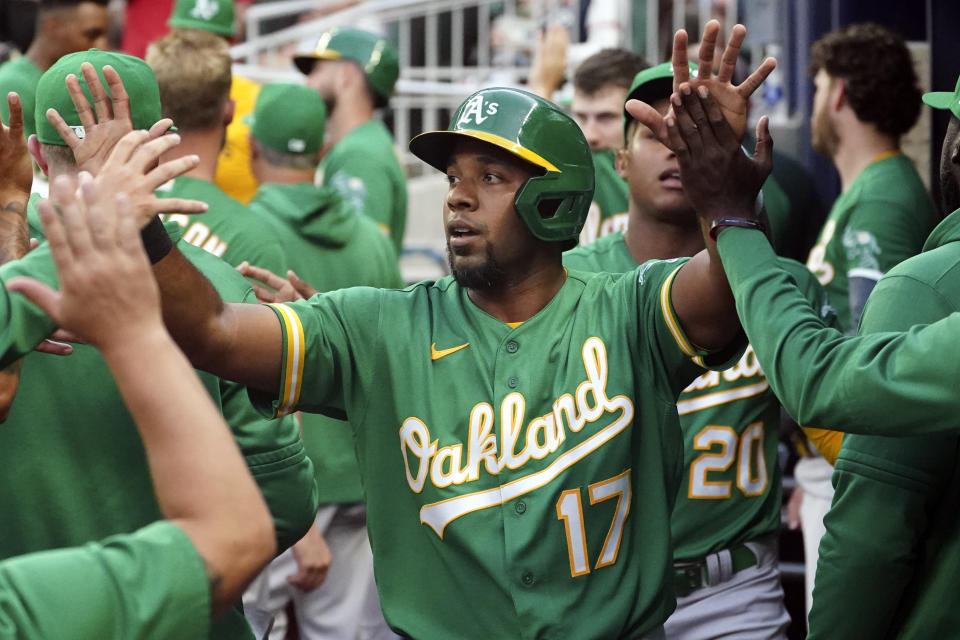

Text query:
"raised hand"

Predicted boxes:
[[93, 129, 207, 227], [44, 63, 174, 175], [237, 261, 317, 303], [0, 93, 33, 205], [528, 23, 569, 100], [667, 84, 772, 224], [5, 173, 163, 350], [626, 20, 776, 148]]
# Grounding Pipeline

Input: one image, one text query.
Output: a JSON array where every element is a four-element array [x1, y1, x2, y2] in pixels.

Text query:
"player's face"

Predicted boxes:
[[810, 70, 839, 157], [56, 2, 110, 55], [938, 116, 960, 214], [616, 98, 694, 223], [573, 85, 628, 152], [443, 138, 541, 289], [305, 59, 344, 111]]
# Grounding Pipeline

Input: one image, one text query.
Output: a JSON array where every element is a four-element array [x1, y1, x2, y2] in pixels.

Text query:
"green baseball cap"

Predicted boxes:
[[168, 0, 235, 37], [35, 49, 164, 146], [623, 61, 698, 138], [293, 28, 399, 101], [247, 83, 326, 154], [922, 74, 960, 120]]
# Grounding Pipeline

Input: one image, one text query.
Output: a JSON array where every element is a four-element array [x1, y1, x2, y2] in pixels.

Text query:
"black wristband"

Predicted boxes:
[[708, 217, 766, 241], [140, 216, 174, 264]]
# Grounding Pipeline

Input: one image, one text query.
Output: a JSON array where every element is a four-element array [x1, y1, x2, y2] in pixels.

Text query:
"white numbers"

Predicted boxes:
[[689, 423, 768, 499], [556, 470, 632, 577]]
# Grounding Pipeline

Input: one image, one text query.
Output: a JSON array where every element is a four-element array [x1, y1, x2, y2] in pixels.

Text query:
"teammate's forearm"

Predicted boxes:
[[99, 326, 275, 615], [0, 192, 32, 422]]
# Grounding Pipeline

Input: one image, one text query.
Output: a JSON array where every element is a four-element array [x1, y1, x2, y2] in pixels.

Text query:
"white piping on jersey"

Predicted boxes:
[[847, 267, 884, 282], [676, 380, 770, 416], [659, 264, 707, 368]]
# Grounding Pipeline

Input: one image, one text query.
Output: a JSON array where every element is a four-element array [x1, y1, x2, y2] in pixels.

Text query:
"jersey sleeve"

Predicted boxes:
[[716, 227, 960, 436], [632, 258, 745, 398], [807, 273, 958, 639], [0, 521, 210, 640], [248, 286, 384, 420], [0, 243, 60, 367]]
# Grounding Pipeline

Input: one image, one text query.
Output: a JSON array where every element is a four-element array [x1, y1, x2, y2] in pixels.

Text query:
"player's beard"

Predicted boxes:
[[811, 106, 838, 157], [448, 244, 507, 290]]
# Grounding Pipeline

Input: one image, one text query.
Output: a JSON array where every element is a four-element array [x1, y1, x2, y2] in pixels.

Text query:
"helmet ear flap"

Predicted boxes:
[[514, 173, 593, 243]]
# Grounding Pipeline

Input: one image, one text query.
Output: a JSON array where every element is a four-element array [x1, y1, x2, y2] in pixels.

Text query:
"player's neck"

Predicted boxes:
[[325, 101, 375, 147], [25, 39, 60, 71], [624, 207, 704, 264], [466, 259, 566, 324], [256, 165, 317, 185], [833, 128, 899, 192], [160, 129, 223, 182]]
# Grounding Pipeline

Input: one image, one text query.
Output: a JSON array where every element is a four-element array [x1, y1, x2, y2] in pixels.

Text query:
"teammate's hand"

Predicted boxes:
[[625, 20, 776, 148], [44, 63, 175, 176], [667, 86, 772, 224], [5, 173, 164, 350], [287, 523, 331, 592], [0, 92, 33, 205], [237, 262, 317, 303], [786, 486, 803, 530], [528, 23, 569, 100], [92, 129, 207, 227]]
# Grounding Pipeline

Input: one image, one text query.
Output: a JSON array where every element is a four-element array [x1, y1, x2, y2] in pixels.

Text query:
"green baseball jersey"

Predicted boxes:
[[0, 56, 42, 140], [158, 176, 287, 272], [319, 120, 407, 255], [248, 262, 746, 639], [0, 217, 317, 640], [809, 207, 960, 640], [805, 153, 938, 331], [579, 150, 629, 245], [716, 226, 960, 436], [565, 232, 834, 559], [250, 181, 403, 504], [0, 521, 209, 639]]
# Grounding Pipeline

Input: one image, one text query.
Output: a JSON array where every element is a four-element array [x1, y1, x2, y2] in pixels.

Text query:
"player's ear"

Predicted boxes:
[[28, 135, 49, 176], [223, 98, 236, 127], [614, 147, 630, 179], [830, 77, 846, 111]]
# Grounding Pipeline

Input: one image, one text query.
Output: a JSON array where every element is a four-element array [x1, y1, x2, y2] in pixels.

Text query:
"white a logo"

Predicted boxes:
[[456, 96, 499, 129], [190, 0, 219, 21]]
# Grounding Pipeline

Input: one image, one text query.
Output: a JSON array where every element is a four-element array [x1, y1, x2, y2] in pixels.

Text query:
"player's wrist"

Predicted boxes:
[[141, 216, 174, 264], [708, 217, 766, 241]]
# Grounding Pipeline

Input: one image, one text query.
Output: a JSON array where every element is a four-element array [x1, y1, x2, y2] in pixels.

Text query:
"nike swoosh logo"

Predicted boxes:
[[431, 342, 470, 360]]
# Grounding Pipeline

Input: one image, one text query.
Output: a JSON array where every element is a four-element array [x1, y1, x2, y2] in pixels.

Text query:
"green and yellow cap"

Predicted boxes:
[[922, 74, 960, 120], [247, 82, 326, 154], [293, 27, 399, 100], [409, 87, 594, 244], [623, 61, 698, 138], [168, 0, 236, 37], [35, 49, 163, 146]]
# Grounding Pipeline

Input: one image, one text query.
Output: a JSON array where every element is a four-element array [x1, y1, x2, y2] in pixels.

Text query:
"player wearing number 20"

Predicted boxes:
[[142, 84, 753, 639], [565, 64, 838, 638]]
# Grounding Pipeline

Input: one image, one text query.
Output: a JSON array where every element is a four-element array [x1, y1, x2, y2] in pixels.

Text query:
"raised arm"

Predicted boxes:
[[6, 173, 275, 616]]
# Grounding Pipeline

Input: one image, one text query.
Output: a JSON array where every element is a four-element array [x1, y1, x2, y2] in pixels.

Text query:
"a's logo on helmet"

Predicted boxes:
[[456, 95, 499, 129], [190, 0, 219, 21]]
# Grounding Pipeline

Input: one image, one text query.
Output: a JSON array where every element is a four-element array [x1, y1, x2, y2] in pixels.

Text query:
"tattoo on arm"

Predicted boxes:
[[0, 200, 29, 265]]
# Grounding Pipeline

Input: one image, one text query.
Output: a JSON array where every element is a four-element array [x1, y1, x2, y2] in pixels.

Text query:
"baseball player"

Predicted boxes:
[[796, 23, 940, 614], [0, 50, 318, 640], [801, 73, 960, 640], [294, 27, 407, 255], [239, 81, 402, 640], [0, 170, 275, 639], [565, 60, 835, 639], [72, 20, 776, 637], [145, 28, 287, 273], [0, 0, 109, 139]]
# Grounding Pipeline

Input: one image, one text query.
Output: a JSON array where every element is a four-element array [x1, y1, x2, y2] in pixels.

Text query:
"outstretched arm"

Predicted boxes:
[[7, 174, 275, 616]]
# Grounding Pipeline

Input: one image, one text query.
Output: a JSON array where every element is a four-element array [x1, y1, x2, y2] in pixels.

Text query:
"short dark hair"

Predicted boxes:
[[253, 140, 320, 171], [809, 23, 921, 140], [574, 48, 648, 95], [38, 0, 108, 14]]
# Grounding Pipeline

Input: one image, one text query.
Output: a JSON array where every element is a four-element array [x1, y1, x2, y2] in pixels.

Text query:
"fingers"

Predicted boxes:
[[77, 172, 115, 248], [147, 118, 175, 140], [287, 270, 317, 299], [737, 56, 777, 99], [671, 87, 703, 157], [624, 99, 670, 147], [47, 328, 85, 344], [671, 29, 690, 92], [151, 196, 208, 216], [102, 65, 132, 125], [100, 129, 150, 168], [5, 93, 23, 137], [716, 24, 747, 84], [696, 19, 720, 79], [28, 238, 39, 253], [142, 153, 200, 191], [237, 262, 288, 290], [34, 338, 74, 356], [64, 72, 97, 132], [36, 190, 75, 275], [126, 133, 184, 173], [80, 62, 113, 124], [753, 115, 773, 176], [4, 276, 62, 323], [52, 174, 95, 259], [698, 86, 739, 149], [664, 113, 688, 162]]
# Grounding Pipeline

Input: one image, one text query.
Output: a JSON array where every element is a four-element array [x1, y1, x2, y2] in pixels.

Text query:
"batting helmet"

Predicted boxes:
[[409, 87, 594, 244], [294, 27, 399, 102]]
